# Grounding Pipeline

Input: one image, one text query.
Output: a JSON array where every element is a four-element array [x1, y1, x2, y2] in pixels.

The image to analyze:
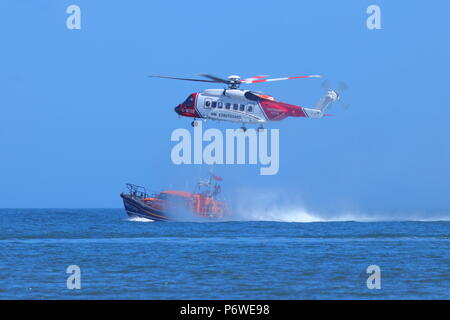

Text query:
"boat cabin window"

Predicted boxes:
[[211, 101, 217, 108], [217, 101, 222, 108], [239, 104, 245, 111], [225, 103, 231, 110], [205, 100, 211, 107], [247, 104, 253, 112], [158, 193, 183, 202], [233, 104, 238, 110], [158, 193, 169, 200]]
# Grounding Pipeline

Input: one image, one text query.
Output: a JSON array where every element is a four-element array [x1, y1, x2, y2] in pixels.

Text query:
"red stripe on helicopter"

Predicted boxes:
[[259, 100, 307, 120]]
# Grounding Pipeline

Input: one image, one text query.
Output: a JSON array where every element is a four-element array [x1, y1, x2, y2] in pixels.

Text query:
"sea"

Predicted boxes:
[[0, 208, 449, 299]]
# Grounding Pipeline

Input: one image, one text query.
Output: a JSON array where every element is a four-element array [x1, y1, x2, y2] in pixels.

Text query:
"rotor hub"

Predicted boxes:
[[227, 75, 241, 89]]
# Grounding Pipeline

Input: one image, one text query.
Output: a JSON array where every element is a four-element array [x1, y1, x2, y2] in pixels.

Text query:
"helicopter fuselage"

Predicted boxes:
[[174, 89, 323, 126]]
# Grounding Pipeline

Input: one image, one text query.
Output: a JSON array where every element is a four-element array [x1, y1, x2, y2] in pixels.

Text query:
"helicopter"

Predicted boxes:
[[149, 74, 346, 131]]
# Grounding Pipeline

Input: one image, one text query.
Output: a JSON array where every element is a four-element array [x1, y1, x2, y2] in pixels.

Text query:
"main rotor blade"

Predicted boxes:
[[240, 75, 270, 82], [198, 74, 231, 84], [241, 74, 321, 84], [148, 75, 219, 83]]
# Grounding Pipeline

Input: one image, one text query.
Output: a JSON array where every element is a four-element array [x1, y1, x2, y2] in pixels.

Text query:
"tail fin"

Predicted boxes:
[[314, 90, 339, 113], [302, 90, 339, 118], [303, 81, 348, 118]]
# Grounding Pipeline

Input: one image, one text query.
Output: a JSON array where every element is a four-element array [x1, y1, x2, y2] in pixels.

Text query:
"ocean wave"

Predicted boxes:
[[127, 216, 154, 223], [235, 209, 450, 223]]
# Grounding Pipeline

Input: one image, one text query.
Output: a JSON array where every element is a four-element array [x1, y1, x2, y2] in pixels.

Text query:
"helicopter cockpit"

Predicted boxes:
[[184, 94, 194, 107], [174, 93, 199, 118]]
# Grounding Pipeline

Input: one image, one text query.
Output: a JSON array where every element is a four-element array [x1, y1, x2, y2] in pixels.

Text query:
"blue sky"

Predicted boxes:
[[0, 0, 449, 210]]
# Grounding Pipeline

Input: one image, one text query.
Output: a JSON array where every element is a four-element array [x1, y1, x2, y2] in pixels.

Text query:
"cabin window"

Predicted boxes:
[[239, 104, 245, 111], [184, 95, 194, 107], [211, 101, 217, 108], [233, 104, 238, 110], [247, 105, 253, 112], [225, 103, 231, 109], [205, 100, 211, 107], [217, 102, 223, 108]]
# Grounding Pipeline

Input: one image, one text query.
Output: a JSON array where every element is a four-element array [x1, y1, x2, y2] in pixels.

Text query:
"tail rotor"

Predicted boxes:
[[320, 80, 350, 110]]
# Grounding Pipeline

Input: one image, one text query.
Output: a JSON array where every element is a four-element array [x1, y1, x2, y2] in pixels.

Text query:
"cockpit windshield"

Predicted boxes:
[[184, 94, 194, 107]]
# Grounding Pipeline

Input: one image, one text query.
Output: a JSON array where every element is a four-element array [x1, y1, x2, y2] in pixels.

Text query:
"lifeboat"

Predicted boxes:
[[120, 173, 231, 221]]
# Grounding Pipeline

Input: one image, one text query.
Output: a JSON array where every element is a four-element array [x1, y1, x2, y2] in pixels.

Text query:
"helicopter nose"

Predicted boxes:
[[174, 105, 181, 114]]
